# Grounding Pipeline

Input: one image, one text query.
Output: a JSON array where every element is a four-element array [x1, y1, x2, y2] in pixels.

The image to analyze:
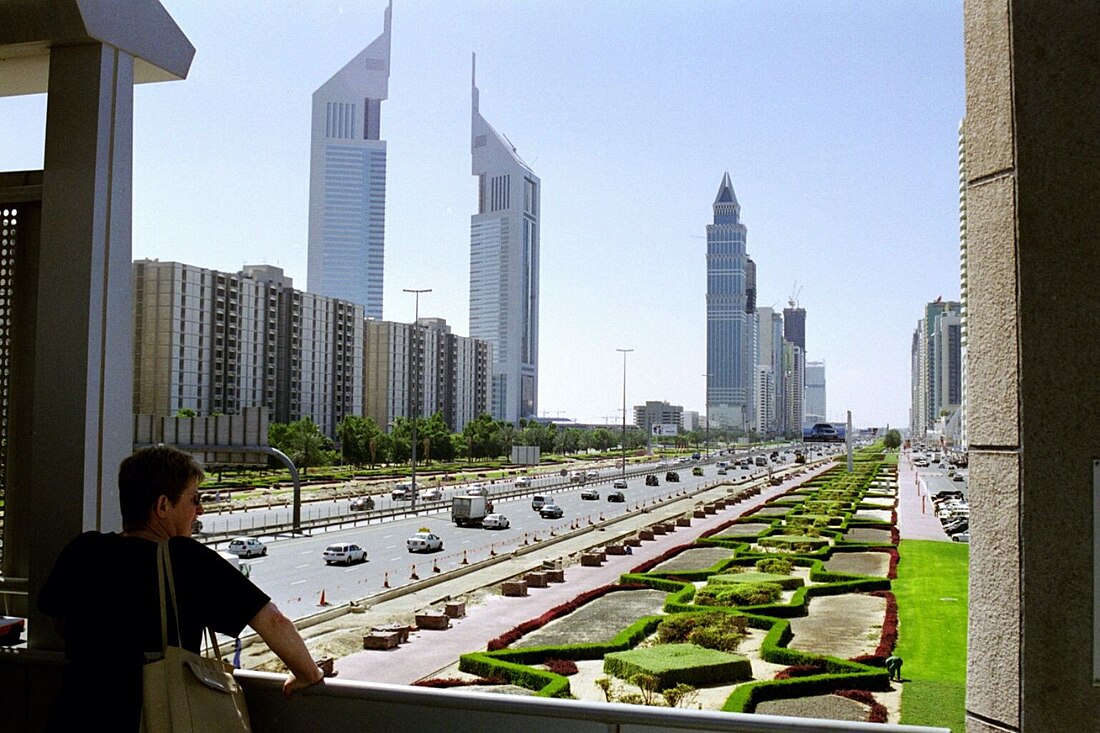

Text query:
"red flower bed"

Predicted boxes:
[[773, 663, 827, 680], [544, 658, 579, 676], [836, 688, 888, 723], [868, 590, 898, 658], [486, 583, 647, 651]]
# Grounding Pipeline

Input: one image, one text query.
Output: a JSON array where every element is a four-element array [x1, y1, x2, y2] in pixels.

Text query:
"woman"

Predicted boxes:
[[40, 445, 327, 731]]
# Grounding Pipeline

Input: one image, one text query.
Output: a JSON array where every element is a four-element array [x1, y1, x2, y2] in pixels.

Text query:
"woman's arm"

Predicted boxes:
[[248, 601, 325, 698]]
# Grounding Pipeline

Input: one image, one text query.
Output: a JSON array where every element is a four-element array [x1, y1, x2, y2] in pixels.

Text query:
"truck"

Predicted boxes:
[[452, 495, 494, 527]]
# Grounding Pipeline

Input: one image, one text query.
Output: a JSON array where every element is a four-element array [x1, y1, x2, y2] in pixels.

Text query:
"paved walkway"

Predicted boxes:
[[895, 454, 949, 541], [331, 462, 835, 684]]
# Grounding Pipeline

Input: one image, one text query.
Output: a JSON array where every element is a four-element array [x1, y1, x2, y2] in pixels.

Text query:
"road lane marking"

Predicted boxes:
[[385, 545, 396, 550], [291, 579, 306, 586]]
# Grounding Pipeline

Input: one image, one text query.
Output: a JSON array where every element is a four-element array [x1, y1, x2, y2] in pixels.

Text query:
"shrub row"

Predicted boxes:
[[604, 644, 753, 688]]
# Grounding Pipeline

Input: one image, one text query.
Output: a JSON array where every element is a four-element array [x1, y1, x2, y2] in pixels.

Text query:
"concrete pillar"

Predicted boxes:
[[24, 42, 135, 648], [964, 1, 1100, 729]]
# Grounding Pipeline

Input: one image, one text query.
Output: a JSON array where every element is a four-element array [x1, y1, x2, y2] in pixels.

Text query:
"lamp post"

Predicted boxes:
[[404, 287, 431, 510], [617, 348, 633, 478], [702, 373, 712, 459]]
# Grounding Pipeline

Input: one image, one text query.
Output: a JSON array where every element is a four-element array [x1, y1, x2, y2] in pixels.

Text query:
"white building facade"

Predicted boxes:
[[469, 55, 540, 424], [804, 360, 826, 424], [307, 2, 391, 318]]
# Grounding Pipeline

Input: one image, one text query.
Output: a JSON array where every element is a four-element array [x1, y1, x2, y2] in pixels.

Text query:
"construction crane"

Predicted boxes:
[[788, 281, 803, 308]]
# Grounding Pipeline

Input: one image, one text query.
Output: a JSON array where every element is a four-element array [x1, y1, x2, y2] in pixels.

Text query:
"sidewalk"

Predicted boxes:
[[894, 454, 949, 541], [331, 462, 835, 685]]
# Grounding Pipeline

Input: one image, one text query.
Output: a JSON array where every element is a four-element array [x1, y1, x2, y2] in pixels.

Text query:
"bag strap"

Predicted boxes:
[[156, 540, 222, 660]]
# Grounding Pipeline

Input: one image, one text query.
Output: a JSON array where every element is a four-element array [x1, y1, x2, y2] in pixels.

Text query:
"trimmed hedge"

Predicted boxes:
[[604, 643, 753, 688]]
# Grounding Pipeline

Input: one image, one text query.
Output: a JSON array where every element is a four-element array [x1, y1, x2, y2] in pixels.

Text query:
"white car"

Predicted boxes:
[[323, 543, 367, 565], [514, 476, 531, 488], [465, 483, 489, 496], [419, 487, 443, 501], [392, 481, 415, 500], [226, 537, 267, 558], [482, 513, 510, 530], [612, 479, 628, 489], [407, 531, 444, 553]]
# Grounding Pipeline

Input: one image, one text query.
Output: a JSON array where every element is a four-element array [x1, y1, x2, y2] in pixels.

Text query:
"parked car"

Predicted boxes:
[[952, 532, 970, 543], [645, 474, 659, 486], [692, 466, 704, 476], [515, 476, 531, 488], [953, 474, 966, 482], [482, 513, 510, 530], [349, 496, 375, 511], [580, 488, 599, 500], [665, 471, 680, 482], [226, 537, 267, 559], [323, 543, 366, 565], [531, 495, 548, 510], [613, 478, 628, 489], [607, 490, 625, 503], [539, 503, 564, 519], [407, 531, 444, 553]]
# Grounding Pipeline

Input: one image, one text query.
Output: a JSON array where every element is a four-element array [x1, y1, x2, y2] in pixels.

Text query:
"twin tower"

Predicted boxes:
[[305, 2, 538, 424]]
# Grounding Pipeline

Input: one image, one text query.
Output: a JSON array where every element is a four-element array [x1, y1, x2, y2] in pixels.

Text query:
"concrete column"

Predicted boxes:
[[25, 42, 135, 648], [964, 1, 1100, 730]]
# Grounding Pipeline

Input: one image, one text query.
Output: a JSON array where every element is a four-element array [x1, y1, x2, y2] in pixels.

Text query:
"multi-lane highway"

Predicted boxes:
[[199, 450, 825, 621]]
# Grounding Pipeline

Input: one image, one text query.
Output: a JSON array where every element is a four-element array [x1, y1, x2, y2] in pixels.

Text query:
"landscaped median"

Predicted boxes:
[[447, 456, 934, 723]]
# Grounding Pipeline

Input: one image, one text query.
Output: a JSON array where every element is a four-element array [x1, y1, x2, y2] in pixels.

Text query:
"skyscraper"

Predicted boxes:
[[307, 1, 392, 319], [805, 360, 827, 423], [469, 55, 540, 424], [706, 172, 752, 432]]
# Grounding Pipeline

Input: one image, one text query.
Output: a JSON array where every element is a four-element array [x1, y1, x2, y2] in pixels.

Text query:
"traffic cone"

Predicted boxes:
[[490, 545, 497, 556], [523, 533, 529, 545], [318, 590, 329, 607], [410, 565, 419, 580], [432, 559, 441, 573], [461, 550, 469, 565], [383, 572, 390, 588]]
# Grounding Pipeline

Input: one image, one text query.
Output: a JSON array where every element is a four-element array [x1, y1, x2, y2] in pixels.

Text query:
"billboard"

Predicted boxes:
[[803, 422, 846, 443], [652, 423, 679, 437]]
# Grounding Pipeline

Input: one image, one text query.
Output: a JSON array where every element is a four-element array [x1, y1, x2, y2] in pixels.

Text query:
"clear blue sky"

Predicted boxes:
[[1, 1, 964, 429]]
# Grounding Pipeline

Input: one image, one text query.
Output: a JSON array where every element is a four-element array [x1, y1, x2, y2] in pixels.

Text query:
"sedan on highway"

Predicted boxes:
[[539, 503, 564, 519], [482, 513, 510, 530], [645, 474, 659, 486], [407, 532, 444, 553], [323, 543, 367, 565], [580, 488, 599, 500], [227, 537, 267, 558], [349, 496, 375, 511], [607, 491, 625, 503], [612, 479, 628, 489]]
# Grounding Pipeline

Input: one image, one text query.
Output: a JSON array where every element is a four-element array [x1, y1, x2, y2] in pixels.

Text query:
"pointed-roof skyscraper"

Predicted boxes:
[[307, 1, 391, 318], [706, 172, 754, 432], [469, 54, 540, 423]]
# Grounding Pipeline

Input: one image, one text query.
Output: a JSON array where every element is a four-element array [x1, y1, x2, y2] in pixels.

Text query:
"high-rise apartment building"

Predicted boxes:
[[307, 1, 392, 318], [805, 360, 826, 424], [364, 317, 492, 433], [706, 172, 753, 432], [470, 55, 540, 424], [755, 306, 785, 436], [909, 298, 962, 436], [783, 341, 805, 435], [133, 261, 364, 438]]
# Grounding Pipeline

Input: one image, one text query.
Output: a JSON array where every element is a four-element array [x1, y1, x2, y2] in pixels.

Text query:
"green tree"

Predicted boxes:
[[419, 412, 455, 463], [175, 407, 197, 418], [268, 417, 330, 474], [883, 429, 902, 450]]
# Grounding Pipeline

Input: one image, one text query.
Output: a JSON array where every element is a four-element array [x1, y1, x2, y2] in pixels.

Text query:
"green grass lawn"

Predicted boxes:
[[894, 539, 968, 732]]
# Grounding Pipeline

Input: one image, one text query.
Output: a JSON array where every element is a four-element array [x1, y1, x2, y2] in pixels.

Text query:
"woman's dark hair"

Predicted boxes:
[[118, 445, 205, 530]]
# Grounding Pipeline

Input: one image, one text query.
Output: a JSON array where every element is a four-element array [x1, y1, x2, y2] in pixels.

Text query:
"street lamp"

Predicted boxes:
[[702, 373, 712, 459], [617, 348, 633, 478], [404, 287, 432, 510]]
